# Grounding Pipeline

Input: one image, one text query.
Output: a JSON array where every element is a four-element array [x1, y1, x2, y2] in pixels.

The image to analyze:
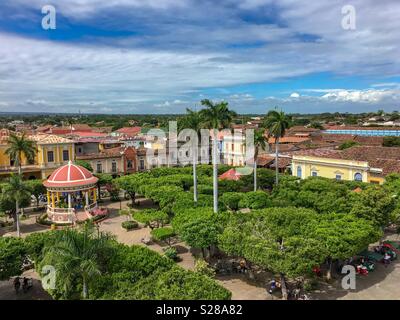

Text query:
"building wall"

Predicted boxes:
[[75, 143, 99, 156], [38, 143, 75, 178], [0, 141, 74, 179], [89, 157, 124, 175], [291, 155, 377, 183], [222, 136, 246, 166]]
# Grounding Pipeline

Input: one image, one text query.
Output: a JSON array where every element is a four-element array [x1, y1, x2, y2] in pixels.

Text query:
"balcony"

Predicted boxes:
[[0, 164, 41, 173]]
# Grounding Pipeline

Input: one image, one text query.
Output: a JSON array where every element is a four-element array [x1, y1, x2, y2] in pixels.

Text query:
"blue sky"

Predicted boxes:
[[0, 0, 399, 114]]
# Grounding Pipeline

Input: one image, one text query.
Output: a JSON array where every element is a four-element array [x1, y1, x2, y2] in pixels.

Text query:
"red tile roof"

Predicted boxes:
[[268, 136, 310, 144], [294, 146, 400, 176], [219, 168, 243, 181], [270, 157, 292, 169], [116, 127, 142, 136]]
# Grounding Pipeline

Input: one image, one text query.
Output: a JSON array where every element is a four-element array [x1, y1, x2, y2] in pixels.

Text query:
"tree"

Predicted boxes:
[[151, 227, 176, 247], [75, 160, 93, 172], [133, 209, 169, 229], [383, 136, 400, 147], [219, 208, 327, 299], [264, 109, 291, 185], [180, 217, 220, 258], [5, 132, 36, 175], [253, 129, 268, 191], [94, 173, 113, 201], [179, 108, 202, 202], [115, 173, 151, 206], [338, 140, 359, 150], [0, 237, 26, 280], [25, 179, 46, 208], [350, 186, 396, 228], [1, 175, 32, 237], [41, 224, 114, 299], [312, 213, 381, 279], [200, 99, 236, 213], [310, 122, 324, 130]]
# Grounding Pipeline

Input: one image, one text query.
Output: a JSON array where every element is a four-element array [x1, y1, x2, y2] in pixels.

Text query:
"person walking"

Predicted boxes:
[[13, 277, 21, 294], [268, 279, 277, 294]]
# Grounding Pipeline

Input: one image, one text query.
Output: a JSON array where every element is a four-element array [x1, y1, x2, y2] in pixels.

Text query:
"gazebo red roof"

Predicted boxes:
[[219, 168, 243, 181], [43, 162, 98, 188]]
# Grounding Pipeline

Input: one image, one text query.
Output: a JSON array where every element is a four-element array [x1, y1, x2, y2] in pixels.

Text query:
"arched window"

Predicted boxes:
[[297, 166, 302, 178], [354, 173, 362, 182]]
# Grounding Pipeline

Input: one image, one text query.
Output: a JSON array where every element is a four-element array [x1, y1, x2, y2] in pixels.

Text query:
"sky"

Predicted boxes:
[[0, 0, 399, 114]]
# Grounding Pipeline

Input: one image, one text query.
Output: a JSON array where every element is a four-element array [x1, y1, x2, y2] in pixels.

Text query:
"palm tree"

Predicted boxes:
[[179, 108, 202, 202], [199, 99, 236, 213], [3, 174, 31, 237], [253, 129, 268, 191], [264, 109, 291, 185], [43, 224, 113, 299], [5, 133, 36, 175]]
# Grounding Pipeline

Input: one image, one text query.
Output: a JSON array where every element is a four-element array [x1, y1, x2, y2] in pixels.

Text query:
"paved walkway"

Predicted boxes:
[[0, 270, 51, 300]]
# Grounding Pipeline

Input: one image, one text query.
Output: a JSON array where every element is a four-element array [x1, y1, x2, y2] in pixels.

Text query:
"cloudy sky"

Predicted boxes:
[[0, 0, 399, 114]]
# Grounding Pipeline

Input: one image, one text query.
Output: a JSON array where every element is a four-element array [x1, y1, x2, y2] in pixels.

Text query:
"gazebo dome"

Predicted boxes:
[[44, 161, 98, 188]]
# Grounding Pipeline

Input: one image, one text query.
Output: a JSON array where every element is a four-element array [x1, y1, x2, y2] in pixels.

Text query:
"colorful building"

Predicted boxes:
[[0, 133, 75, 180], [291, 146, 400, 184]]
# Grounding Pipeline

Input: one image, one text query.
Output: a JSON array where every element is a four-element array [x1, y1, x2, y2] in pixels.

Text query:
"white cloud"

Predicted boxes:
[[1, 0, 400, 113], [290, 92, 300, 98], [321, 89, 398, 103]]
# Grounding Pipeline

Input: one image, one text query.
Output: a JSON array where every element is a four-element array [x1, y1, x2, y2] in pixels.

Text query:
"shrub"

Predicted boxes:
[[303, 278, 319, 292], [195, 184, 214, 195], [116, 267, 231, 300], [195, 259, 216, 278], [122, 220, 139, 231], [220, 192, 244, 211], [163, 247, 178, 261], [24, 231, 57, 262], [239, 191, 271, 209]]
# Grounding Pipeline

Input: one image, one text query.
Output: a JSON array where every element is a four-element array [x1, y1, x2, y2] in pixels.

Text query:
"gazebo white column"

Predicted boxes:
[[85, 191, 89, 206], [68, 194, 72, 209]]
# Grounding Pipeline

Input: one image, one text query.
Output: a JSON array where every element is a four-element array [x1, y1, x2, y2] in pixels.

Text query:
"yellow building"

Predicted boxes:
[[0, 133, 75, 180], [291, 146, 400, 184]]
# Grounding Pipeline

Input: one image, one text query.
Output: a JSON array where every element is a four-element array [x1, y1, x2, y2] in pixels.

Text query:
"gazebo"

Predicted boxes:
[[43, 161, 99, 224]]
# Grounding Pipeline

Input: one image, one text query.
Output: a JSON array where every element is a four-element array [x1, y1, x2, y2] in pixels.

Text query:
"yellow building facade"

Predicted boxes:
[[0, 133, 75, 180], [292, 155, 384, 184]]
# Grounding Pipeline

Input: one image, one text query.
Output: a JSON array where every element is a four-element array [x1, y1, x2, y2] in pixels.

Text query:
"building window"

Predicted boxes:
[[296, 166, 302, 178], [335, 174, 342, 180], [62, 150, 69, 161], [139, 159, 145, 170], [96, 162, 102, 173], [311, 171, 318, 177], [127, 160, 133, 169], [112, 161, 117, 173], [47, 151, 54, 162], [354, 173, 363, 182]]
